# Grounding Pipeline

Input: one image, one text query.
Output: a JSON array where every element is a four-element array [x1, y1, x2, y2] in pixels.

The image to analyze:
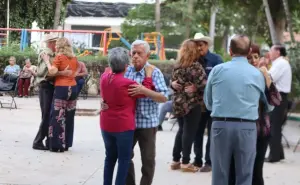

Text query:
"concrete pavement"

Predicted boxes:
[[0, 97, 300, 185]]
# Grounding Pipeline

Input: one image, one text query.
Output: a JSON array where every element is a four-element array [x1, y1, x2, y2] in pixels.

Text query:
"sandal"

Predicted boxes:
[[170, 161, 181, 170], [181, 163, 200, 173]]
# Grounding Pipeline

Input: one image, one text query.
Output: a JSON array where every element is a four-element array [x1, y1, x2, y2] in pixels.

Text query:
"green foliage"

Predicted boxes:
[[287, 42, 300, 98], [0, 0, 71, 41]]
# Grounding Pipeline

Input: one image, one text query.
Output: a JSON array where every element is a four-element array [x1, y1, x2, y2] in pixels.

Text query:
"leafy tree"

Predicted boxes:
[[0, 0, 71, 37]]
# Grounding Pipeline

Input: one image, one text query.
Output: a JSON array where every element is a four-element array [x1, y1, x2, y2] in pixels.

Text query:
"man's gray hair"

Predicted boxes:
[[131, 40, 150, 54], [108, 47, 130, 73]]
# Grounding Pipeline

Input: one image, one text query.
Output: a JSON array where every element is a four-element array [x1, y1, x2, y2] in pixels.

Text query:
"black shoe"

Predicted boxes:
[[32, 143, 48, 150], [264, 158, 280, 163], [65, 147, 69, 151], [50, 148, 64, 153], [158, 125, 163, 131]]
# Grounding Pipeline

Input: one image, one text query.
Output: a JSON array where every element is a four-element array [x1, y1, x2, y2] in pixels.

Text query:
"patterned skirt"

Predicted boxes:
[[49, 86, 77, 151]]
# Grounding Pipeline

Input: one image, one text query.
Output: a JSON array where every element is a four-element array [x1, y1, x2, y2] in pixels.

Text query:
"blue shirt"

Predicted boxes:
[[204, 57, 273, 120], [4, 65, 20, 75], [202, 50, 223, 76], [125, 63, 169, 128]]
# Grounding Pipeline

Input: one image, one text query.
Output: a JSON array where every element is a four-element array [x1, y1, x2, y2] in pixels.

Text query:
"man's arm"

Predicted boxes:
[[148, 69, 168, 103], [268, 61, 284, 83], [204, 67, 216, 111]]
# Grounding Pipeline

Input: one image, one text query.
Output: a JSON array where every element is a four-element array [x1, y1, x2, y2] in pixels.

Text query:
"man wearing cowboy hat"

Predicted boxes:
[[32, 33, 72, 150], [171, 33, 223, 172]]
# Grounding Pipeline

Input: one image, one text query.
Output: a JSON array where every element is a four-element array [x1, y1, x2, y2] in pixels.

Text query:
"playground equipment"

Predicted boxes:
[[0, 28, 110, 55], [0, 33, 7, 48], [141, 32, 166, 60], [100, 28, 131, 52]]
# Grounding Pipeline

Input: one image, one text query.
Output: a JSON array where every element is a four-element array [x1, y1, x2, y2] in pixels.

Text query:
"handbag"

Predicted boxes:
[[20, 69, 32, 79]]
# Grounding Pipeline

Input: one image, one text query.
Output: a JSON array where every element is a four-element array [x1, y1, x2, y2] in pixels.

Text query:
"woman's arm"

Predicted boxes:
[[41, 53, 58, 75]]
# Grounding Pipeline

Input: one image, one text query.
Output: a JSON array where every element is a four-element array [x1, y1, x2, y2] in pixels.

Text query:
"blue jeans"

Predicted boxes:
[[76, 78, 85, 95], [158, 100, 173, 126], [101, 130, 134, 185]]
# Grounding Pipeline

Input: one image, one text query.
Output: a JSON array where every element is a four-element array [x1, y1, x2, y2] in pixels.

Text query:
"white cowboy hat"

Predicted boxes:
[[192, 33, 213, 47], [43, 33, 59, 42]]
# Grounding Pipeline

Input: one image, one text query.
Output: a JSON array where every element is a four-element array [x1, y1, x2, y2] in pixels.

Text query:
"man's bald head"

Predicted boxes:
[[229, 35, 251, 56]]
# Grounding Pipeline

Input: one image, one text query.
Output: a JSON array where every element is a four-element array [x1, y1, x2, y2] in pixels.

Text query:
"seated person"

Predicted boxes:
[[3, 56, 20, 82], [18, 59, 36, 97], [76, 61, 88, 95]]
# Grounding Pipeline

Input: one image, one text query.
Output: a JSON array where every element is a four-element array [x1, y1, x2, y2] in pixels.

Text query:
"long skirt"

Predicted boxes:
[[49, 86, 77, 152]]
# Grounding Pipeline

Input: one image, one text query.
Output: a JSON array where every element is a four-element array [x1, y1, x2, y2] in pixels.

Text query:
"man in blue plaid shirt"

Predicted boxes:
[[102, 40, 168, 185], [125, 40, 168, 185]]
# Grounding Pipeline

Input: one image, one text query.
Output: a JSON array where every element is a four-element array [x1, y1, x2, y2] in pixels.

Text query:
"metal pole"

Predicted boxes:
[[6, 0, 10, 45]]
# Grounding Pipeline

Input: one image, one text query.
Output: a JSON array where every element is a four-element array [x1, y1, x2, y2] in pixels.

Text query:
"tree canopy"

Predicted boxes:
[[0, 0, 71, 29]]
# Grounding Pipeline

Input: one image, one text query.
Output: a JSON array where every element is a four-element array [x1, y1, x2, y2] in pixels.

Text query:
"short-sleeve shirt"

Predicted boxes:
[[52, 54, 78, 86], [4, 65, 20, 75]]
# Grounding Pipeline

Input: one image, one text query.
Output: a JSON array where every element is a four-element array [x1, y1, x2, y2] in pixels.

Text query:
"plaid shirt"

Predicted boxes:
[[125, 63, 169, 129]]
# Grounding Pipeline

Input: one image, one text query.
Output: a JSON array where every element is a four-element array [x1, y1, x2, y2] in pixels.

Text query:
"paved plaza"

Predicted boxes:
[[0, 97, 300, 185]]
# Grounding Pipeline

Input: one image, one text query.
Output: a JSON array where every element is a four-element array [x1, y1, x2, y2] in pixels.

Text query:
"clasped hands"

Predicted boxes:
[[101, 64, 155, 111], [171, 80, 196, 93]]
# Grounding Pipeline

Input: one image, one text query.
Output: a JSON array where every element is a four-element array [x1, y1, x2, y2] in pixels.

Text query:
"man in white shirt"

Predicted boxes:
[[266, 45, 292, 163]]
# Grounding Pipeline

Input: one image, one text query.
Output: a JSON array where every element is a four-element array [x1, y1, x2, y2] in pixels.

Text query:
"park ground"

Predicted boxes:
[[0, 97, 300, 185]]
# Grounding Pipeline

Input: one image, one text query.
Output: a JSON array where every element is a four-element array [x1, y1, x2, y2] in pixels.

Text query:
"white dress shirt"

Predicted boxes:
[[268, 56, 292, 93]]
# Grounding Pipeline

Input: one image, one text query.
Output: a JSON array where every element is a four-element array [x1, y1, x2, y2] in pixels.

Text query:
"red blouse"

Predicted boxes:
[[100, 72, 153, 132]]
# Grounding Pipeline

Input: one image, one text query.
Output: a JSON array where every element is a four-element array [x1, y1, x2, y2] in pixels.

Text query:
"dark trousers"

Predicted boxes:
[[102, 130, 134, 185], [211, 121, 257, 185], [76, 78, 85, 96], [172, 105, 201, 164], [229, 135, 269, 185], [49, 86, 77, 150], [194, 111, 212, 167], [18, 78, 31, 96], [126, 128, 157, 185], [267, 93, 288, 161], [33, 82, 54, 147]]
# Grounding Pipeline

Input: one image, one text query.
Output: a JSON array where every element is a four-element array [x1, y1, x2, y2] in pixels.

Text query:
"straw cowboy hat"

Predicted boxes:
[[43, 33, 59, 42], [192, 33, 213, 47]]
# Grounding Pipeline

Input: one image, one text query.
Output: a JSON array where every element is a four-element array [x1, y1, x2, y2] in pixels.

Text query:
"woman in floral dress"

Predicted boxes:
[[170, 39, 207, 172], [42, 37, 79, 152]]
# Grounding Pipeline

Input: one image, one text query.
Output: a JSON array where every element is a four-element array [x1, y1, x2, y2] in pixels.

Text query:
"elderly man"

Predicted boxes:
[[204, 35, 273, 185], [102, 40, 168, 185], [266, 45, 292, 163]]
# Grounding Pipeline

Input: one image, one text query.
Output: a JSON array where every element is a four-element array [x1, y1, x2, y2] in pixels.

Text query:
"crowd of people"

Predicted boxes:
[[100, 33, 292, 185], [0, 30, 291, 185]]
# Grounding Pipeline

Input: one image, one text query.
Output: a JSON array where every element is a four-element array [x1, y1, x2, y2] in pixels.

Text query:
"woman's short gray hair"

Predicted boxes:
[[108, 47, 130, 73]]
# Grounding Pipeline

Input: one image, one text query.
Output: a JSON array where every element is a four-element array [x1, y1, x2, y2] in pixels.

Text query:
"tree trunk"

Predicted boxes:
[[53, 0, 62, 29], [185, 0, 195, 39], [275, 18, 286, 43], [155, 0, 161, 32], [222, 26, 229, 51], [262, 0, 280, 44], [209, 5, 218, 51], [282, 0, 295, 43]]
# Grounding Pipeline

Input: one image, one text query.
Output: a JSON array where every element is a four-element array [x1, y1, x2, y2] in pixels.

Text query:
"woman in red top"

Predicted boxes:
[[100, 47, 156, 185], [42, 37, 79, 153]]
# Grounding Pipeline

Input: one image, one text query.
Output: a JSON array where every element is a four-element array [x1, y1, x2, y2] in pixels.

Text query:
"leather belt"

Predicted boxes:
[[212, 117, 256, 122]]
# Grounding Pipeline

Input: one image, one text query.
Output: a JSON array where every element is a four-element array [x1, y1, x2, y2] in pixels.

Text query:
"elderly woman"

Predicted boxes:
[[3, 56, 20, 82], [170, 39, 207, 172], [228, 44, 281, 185], [42, 37, 79, 153], [100, 47, 157, 185], [18, 59, 36, 97]]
